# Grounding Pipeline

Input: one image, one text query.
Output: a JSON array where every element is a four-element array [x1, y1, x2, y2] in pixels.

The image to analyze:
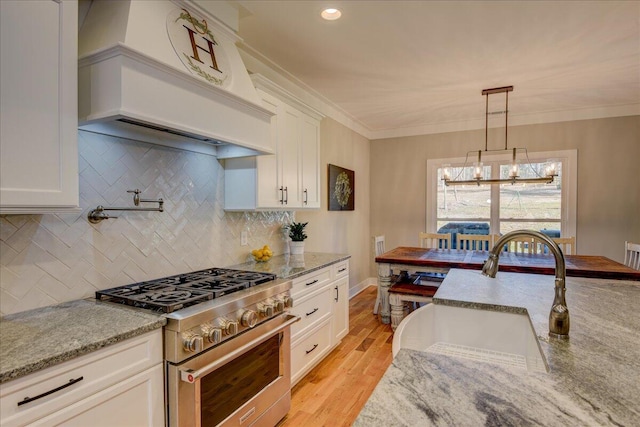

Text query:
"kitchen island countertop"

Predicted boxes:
[[230, 252, 351, 279], [0, 300, 166, 384], [355, 269, 640, 426]]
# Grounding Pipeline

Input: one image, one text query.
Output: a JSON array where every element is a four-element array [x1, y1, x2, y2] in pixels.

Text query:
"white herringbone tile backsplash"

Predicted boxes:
[[0, 131, 293, 316]]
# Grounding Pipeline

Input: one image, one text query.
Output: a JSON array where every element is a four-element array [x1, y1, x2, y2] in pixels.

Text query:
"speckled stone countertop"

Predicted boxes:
[[0, 300, 166, 384], [230, 252, 350, 279], [0, 253, 348, 385], [355, 268, 640, 426]]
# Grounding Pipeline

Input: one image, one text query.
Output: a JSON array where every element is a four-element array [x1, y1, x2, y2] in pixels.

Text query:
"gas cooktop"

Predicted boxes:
[[96, 268, 277, 313]]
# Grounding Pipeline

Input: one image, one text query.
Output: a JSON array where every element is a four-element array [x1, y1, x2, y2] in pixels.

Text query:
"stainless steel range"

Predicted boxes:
[[97, 267, 299, 427]]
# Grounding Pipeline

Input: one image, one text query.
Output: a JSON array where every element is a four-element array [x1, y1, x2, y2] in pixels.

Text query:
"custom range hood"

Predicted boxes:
[[78, 0, 273, 158]]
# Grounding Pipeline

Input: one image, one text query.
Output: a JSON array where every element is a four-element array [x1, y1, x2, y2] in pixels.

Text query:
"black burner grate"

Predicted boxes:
[[96, 268, 277, 313]]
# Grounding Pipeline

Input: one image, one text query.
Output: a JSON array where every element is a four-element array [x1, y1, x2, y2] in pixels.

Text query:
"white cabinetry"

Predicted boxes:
[[0, 0, 79, 213], [289, 260, 350, 385], [224, 75, 323, 210], [0, 331, 163, 427], [331, 261, 350, 343]]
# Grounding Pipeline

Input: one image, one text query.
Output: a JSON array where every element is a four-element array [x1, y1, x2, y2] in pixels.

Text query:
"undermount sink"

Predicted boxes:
[[392, 304, 548, 373]]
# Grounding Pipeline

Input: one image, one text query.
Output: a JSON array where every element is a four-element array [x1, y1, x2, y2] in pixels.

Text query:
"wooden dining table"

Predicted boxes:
[[374, 246, 640, 324]]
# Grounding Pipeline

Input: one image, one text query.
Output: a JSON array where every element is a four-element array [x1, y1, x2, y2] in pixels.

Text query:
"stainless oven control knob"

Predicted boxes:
[[220, 319, 238, 336], [258, 303, 274, 317], [240, 310, 258, 328], [274, 299, 285, 312], [183, 333, 203, 353], [282, 296, 293, 308], [201, 325, 222, 344]]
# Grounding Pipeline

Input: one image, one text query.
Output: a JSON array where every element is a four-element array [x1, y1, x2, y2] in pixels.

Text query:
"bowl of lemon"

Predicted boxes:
[[251, 245, 273, 262]]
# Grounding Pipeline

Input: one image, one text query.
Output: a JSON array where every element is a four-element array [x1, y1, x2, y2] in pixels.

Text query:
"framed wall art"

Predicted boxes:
[[328, 164, 354, 211]]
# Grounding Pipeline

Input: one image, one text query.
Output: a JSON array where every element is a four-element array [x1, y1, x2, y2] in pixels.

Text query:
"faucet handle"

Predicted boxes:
[[127, 189, 142, 205]]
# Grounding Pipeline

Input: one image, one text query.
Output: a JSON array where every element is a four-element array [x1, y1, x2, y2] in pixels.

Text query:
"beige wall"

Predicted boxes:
[[297, 118, 371, 295], [370, 116, 640, 273]]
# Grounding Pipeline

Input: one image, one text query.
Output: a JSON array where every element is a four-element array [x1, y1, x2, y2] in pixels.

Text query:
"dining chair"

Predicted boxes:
[[502, 236, 545, 254], [624, 241, 640, 270], [457, 233, 494, 251], [419, 232, 452, 249], [373, 235, 386, 315], [552, 236, 576, 255]]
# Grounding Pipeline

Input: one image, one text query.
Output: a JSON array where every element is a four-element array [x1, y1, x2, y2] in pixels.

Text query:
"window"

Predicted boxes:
[[427, 150, 577, 240]]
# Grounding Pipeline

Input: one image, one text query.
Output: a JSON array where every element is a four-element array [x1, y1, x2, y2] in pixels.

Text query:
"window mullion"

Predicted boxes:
[[490, 160, 500, 234]]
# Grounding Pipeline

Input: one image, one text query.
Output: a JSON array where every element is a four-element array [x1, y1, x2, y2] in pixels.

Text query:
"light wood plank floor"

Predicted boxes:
[[278, 286, 393, 427]]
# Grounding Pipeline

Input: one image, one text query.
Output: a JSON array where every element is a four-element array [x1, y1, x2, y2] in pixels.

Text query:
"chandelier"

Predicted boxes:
[[442, 86, 558, 186]]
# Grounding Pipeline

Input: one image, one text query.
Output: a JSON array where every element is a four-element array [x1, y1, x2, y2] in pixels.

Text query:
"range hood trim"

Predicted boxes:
[[79, 43, 275, 158]]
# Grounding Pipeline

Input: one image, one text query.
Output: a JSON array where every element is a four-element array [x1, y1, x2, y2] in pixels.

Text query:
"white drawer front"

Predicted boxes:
[[0, 330, 162, 427], [292, 267, 331, 297], [332, 260, 349, 279], [290, 286, 332, 340], [291, 319, 332, 385]]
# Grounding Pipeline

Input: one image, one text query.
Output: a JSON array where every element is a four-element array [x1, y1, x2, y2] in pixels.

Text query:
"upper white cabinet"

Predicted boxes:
[[0, 0, 79, 214], [224, 76, 323, 210]]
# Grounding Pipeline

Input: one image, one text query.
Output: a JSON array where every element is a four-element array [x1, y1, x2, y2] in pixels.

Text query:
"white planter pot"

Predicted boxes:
[[290, 241, 305, 255]]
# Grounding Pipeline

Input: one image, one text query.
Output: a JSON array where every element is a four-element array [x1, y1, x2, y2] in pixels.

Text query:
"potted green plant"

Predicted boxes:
[[288, 221, 308, 255]]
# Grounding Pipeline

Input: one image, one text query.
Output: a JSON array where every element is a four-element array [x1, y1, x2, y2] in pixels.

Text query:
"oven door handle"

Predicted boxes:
[[180, 315, 300, 383]]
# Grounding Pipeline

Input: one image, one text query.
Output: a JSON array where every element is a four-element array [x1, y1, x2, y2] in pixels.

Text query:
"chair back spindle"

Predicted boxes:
[[624, 241, 640, 270]]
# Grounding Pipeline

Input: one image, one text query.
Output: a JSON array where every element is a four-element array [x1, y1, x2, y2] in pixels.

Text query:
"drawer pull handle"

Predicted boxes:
[[306, 308, 319, 316], [338, 268, 347, 273], [335, 286, 339, 302], [18, 376, 84, 406], [306, 344, 319, 354], [305, 279, 319, 286]]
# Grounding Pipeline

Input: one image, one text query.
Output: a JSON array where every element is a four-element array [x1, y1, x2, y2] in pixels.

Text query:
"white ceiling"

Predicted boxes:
[[234, 0, 639, 139]]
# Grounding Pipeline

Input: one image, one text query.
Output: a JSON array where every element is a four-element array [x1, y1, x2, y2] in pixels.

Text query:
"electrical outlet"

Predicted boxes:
[[241, 231, 248, 246]]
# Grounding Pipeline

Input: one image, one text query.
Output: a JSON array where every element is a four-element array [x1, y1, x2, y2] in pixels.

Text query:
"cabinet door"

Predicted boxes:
[[278, 103, 302, 208], [300, 114, 321, 208], [256, 90, 282, 208], [31, 365, 164, 427], [332, 276, 349, 344], [0, 0, 79, 213]]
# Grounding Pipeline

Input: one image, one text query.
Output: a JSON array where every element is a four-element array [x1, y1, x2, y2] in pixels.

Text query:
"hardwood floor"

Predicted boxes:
[[278, 286, 393, 427]]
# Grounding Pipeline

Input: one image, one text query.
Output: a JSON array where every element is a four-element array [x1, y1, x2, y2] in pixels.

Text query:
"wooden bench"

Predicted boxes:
[[388, 273, 442, 331]]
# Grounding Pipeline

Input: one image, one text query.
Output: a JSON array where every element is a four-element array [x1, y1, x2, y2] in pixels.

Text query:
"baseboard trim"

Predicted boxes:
[[349, 277, 377, 299]]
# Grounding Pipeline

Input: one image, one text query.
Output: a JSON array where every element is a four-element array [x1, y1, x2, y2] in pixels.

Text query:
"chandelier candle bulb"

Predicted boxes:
[[442, 165, 451, 180]]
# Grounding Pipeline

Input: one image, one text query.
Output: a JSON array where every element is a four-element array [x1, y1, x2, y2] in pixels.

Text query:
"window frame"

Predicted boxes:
[[426, 149, 577, 239]]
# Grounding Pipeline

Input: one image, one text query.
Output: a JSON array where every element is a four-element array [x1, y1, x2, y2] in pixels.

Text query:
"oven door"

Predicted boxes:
[[167, 314, 299, 427]]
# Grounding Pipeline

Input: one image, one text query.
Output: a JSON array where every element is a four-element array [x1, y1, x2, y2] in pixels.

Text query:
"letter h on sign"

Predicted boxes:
[[183, 26, 221, 73]]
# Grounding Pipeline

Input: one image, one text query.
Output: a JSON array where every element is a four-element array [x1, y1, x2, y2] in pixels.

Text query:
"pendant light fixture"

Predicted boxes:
[[442, 86, 558, 186]]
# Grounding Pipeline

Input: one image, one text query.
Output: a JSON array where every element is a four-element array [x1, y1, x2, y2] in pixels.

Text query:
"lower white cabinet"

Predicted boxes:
[[290, 260, 350, 385], [0, 330, 164, 427], [332, 276, 349, 343]]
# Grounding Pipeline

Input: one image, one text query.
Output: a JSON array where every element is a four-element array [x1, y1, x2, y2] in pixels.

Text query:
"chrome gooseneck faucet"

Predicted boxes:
[[481, 230, 569, 339]]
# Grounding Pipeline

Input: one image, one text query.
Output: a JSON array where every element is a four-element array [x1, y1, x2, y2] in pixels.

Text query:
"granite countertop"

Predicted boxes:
[[355, 268, 640, 426], [230, 252, 351, 280], [0, 300, 166, 384], [0, 253, 349, 385]]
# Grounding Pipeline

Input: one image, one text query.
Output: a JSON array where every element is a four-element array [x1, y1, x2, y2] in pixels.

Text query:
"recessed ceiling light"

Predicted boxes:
[[321, 8, 342, 21]]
